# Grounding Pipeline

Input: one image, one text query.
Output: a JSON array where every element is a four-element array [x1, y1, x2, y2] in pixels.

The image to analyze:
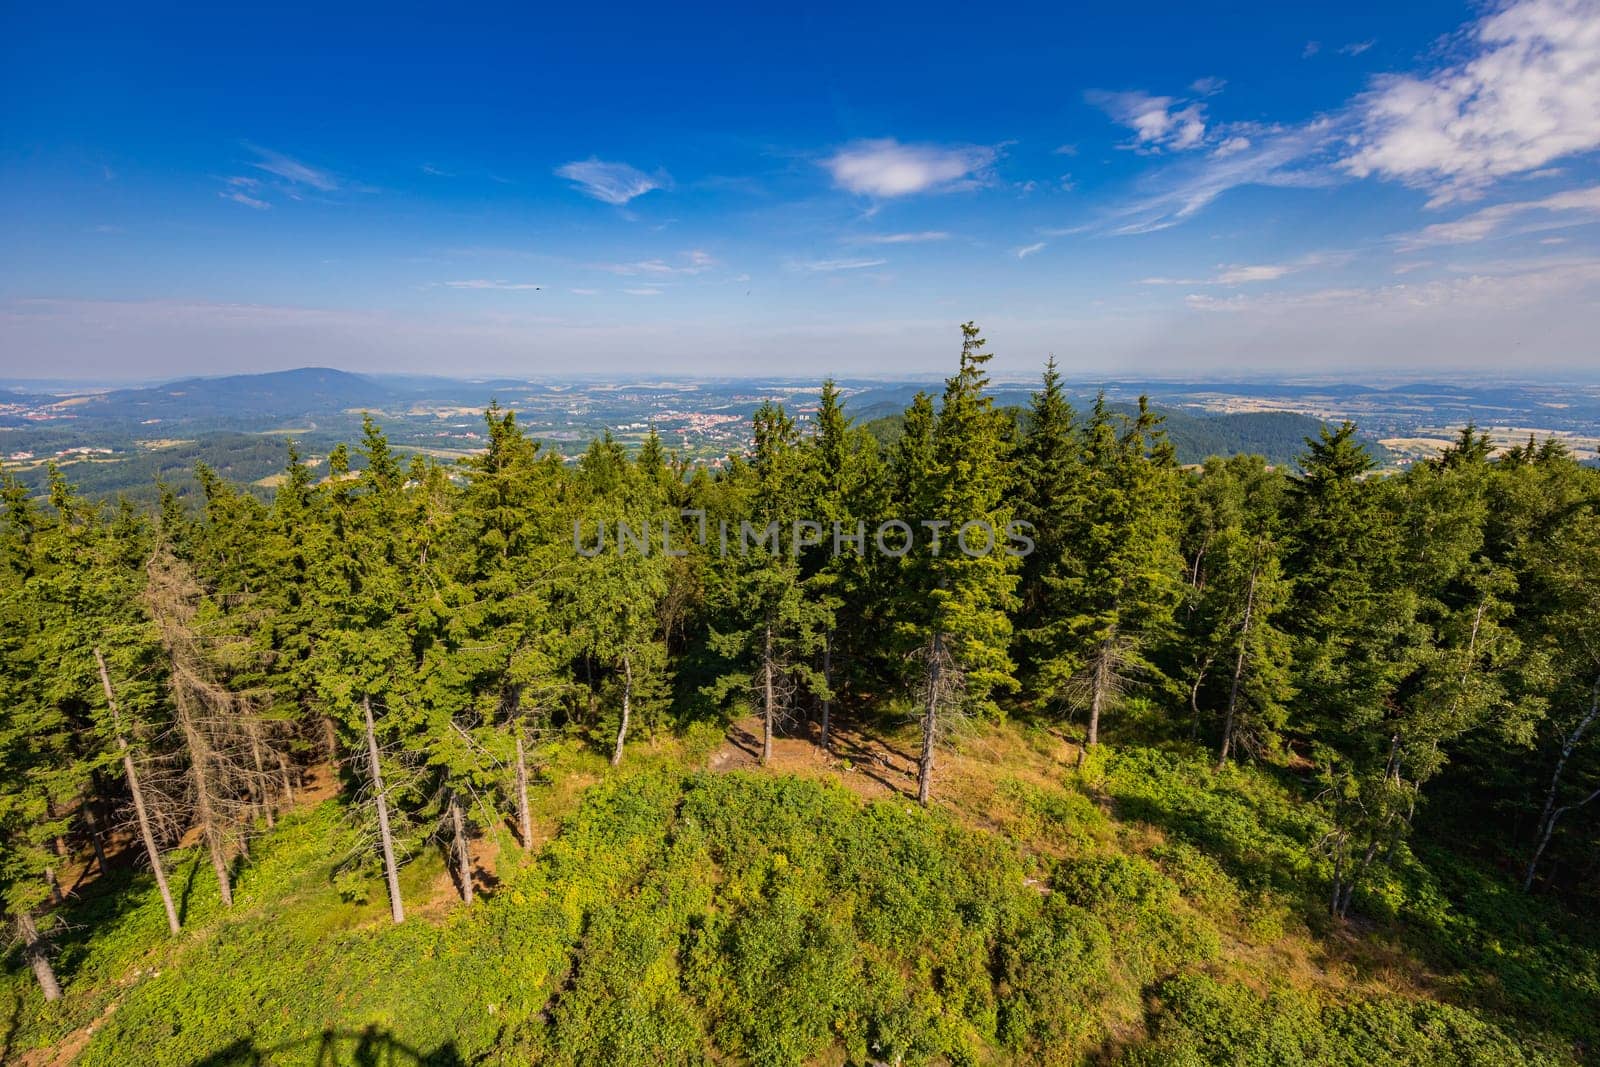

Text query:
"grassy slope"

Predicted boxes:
[[4, 724, 1595, 1066]]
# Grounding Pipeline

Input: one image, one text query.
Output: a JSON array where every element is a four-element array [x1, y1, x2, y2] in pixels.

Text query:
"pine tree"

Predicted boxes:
[[1035, 394, 1184, 752], [893, 324, 1020, 804], [705, 402, 828, 763]]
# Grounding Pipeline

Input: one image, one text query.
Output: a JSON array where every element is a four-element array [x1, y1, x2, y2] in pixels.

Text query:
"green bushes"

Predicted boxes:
[[1127, 974, 1561, 1066], [13, 757, 1589, 1066]]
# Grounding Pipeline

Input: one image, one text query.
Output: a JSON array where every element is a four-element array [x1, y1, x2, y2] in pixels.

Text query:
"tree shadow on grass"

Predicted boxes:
[[189, 1026, 463, 1066]]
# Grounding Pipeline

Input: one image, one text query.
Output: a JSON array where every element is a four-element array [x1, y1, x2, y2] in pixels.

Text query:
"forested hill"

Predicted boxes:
[[863, 403, 1357, 467], [3, 329, 1598, 1064]]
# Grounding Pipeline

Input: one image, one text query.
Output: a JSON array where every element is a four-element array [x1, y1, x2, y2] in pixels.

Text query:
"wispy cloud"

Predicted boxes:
[[1086, 90, 1208, 152], [555, 158, 667, 205], [245, 143, 338, 191], [1396, 185, 1600, 249], [1340, 40, 1376, 56], [442, 279, 543, 290], [847, 231, 951, 244], [595, 250, 716, 276], [623, 287, 663, 296], [1343, 0, 1600, 205], [570, 288, 599, 296], [1099, 120, 1340, 234], [822, 139, 997, 197], [220, 190, 270, 210], [1142, 254, 1334, 285], [1015, 242, 1046, 258], [792, 257, 888, 272]]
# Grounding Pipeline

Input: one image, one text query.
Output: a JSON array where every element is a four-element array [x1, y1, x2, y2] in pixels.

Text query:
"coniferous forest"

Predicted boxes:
[[3, 325, 1598, 1065]]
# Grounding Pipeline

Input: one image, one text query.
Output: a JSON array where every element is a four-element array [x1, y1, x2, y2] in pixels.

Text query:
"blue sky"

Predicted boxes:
[[3, 0, 1599, 380]]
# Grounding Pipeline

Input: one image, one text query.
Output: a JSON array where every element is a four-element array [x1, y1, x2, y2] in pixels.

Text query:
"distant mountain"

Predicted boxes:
[[81, 367, 401, 422]]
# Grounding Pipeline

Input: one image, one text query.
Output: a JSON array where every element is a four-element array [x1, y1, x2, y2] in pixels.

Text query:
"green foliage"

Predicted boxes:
[[1127, 974, 1560, 1066]]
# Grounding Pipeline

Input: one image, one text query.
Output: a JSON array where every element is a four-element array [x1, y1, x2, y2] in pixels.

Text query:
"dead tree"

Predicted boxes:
[[96, 646, 181, 935], [363, 695, 405, 924]]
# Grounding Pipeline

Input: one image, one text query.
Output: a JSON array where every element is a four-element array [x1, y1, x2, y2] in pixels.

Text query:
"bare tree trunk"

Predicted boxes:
[[612, 652, 633, 768], [248, 725, 274, 829], [1525, 674, 1600, 890], [16, 912, 61, 1002], [1086, 642, 1109, 748], [1218, 562, 1260, 770], [762, 624, 774, 767], [819, 633, 833, 753], [363, 695, 405, 924], [1188, 655, 1211, 741], [918, 634, 942, 807], [515, 732, 533, 849], [82, 794, 110, 875], [173, 685, 233, 908], [1525, 783, 1600, 892], [276, 749, 295, 807], [449, 790, 474, 905], [321, 714, 340, 764], [96, 647, 181, 935]]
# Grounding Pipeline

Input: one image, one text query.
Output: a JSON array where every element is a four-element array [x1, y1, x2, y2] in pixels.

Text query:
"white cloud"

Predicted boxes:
[[1100, 120, 1339, 234], [1015, 242, 1046, 258], [1142, 264, 1293, 285], [1303, 41, 1321, 58], [1190, 76, 1227, 96], [1212, 136, 1252, 158], [822, 139, 996, 197], [220, 191, 270, 210], [1344, 0, 1600, 204], [555, 158, 666, 205], [443, 279, 543, 290], [792, 257, 888, 272], [848, 231, 951, 244], [1340, 40, 1376, 56], [595, 250, 715, 276], [1396, 185, 1600, 247], [1183, 256, 1600, 314], [1087, 90, 1208, 152], [623, 287, 663, 296], [245, 144, 338, 191], [1214, 263, 1294, 283]]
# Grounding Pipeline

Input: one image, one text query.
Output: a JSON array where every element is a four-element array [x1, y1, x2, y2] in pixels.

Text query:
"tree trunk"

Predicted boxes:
[[819, 634, 833, 753], [1525, 674, 1600, 890], [762, 624, 775, 767], [1086, 641, 1110, 748], [1188, 655, 1211, 741], [1525, 783, 1600, 892], [321, 713, 340, 764], [1218, 563, 1259, 770], [96, 647, 181, 935], [449, 790, 474, 905], [82, 794, 111, 876], [363, 695, 405, 924], [515, 732, 533, 849], [276, 749, 295, 807], [612, 652, 633, 767], [918, 634, 942, 807], [17, 912, 61, 1002], [248, 725, 274, 829], [173, 685, 233, 908]]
